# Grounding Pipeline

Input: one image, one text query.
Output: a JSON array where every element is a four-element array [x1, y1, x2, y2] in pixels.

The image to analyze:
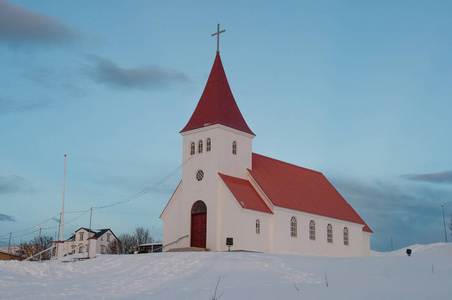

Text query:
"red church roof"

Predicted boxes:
[[248, 153, 372, 233], [180, 53, 254, 135], [219, 173, 273, 214]]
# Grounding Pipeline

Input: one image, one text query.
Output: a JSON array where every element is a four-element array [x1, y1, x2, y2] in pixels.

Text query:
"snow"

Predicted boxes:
[[1, 243, 451, 299]]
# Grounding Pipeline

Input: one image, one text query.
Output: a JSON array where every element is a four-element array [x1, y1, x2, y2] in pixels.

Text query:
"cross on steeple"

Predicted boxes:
[[211, 24, 226, 53]]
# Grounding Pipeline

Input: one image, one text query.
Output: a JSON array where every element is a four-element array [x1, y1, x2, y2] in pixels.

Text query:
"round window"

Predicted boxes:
[[196, 170, 204, 181]]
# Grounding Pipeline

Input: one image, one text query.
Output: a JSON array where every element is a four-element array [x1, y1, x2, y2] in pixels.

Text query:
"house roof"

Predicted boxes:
[[248, 153, 372, 233], [67, 227, 117, 241], [219, 173, 273, 214], [180, 53, 254, 135]]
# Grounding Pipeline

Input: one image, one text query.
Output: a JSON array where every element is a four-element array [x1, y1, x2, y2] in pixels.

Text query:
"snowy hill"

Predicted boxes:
[[1, 243, 451, 299]]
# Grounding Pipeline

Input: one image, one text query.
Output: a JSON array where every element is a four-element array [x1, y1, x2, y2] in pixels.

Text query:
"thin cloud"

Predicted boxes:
[[401, 171, 452, 185], [0, 213, 16, 222], [0, 174, 32, 194], [0, 0, 82, 49], [0, 96, 50, 114], [84, 55, 190, 90], [21, 68, 88, 98]]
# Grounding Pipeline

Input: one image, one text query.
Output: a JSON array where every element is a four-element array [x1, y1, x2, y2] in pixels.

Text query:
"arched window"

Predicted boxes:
[[192, 200, 207, 214], [256, 219, 260, 234], [198, 140, 203, 153], [190, 142, 195, 155], [343, 227, 349, 246], [290, 216, 297, 237], [232, 141, 237, 155], [206, 138, 211, 152], [309, 220, 316, 240], [327, 224, 333, 243]]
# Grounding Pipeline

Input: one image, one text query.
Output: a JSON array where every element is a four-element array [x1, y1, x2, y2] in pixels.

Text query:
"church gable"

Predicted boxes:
[[248, 153, 372, 233], [219, 173, 273, 214]]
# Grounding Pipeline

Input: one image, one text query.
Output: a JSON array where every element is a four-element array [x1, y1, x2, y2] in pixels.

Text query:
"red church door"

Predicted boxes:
[[191, 201, 207, 248]]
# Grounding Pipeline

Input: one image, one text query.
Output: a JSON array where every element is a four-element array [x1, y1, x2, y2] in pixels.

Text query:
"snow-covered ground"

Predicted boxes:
[[1, 243, 451, 299]]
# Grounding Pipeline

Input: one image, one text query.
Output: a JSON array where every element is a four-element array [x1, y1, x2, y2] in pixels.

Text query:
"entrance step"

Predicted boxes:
[[167, 247, 209, 252]]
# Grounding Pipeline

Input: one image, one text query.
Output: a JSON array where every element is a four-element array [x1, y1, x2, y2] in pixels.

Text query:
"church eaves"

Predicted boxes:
[[180, 53, 255, 135]]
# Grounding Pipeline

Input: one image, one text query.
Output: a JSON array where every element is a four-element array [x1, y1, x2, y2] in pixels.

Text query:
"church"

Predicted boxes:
[[160, 34, 372, 257]]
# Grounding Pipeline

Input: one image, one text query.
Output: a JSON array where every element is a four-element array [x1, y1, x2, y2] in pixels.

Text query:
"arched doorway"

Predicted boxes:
[[191, 200, 207, 248]]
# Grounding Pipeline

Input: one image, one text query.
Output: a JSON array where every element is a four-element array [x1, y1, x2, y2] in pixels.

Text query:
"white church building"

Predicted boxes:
[[161, 50, 372, 257]]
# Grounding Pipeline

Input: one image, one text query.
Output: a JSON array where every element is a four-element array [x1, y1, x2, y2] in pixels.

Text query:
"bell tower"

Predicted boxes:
[[177, 26, 255, 249], [161, 25, 255, 250]]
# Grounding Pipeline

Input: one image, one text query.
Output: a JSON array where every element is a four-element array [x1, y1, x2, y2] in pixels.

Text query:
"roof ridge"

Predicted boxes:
[[252, 153, 322, 174]]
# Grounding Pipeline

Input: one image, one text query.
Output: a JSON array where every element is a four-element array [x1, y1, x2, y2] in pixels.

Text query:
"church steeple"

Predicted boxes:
[[181, 52, 255, 136]]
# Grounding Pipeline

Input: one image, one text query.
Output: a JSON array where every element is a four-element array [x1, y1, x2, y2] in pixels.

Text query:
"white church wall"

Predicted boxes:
[[272, 207, 367, 257], [217, 179, 272, 252], [362, 232, 371, 256], [161, 183, 191, 251]]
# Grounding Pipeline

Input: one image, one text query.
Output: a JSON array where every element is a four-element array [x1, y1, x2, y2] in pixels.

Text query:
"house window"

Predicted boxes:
[[206, 138, 211, 151], [309, 220, 316, 240], [256, 219, 260, 234], [290, 216, 297, 237], [343, 227, 349, 246], [107, 233, 111, 242], [232, 141, 237, 155], [190, 142, 195, 155], [327, 224, 333, 243], [79, 232, 84, 241], [101, 245, 106, 254], [198, 140, 203, 153], [101, 236, 103, 241]]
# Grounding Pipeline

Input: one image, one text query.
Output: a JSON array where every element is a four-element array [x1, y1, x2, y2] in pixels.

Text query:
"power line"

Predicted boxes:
[[0, 157, 192, 241]]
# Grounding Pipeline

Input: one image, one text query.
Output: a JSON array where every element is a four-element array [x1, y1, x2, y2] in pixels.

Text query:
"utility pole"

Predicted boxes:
[[89, 207, 93, 232], [39, 228, 42, 261], [8, 232, 12, 258], [60, 154, 67, 242], [151, 226, 154, 253], [441, 204, 447, 243], [88, 207, 93, 257]]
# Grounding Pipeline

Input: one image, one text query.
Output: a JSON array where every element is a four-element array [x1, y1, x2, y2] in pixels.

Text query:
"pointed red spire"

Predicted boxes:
[[181, 53, 254, 135]]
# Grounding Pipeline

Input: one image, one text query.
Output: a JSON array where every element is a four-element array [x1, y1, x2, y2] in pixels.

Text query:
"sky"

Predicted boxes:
[[1, 0, 451, 252]]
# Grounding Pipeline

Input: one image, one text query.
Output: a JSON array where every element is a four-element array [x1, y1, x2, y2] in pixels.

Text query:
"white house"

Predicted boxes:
[[160, 51, 372, 257], [53, 227, 118, 258]]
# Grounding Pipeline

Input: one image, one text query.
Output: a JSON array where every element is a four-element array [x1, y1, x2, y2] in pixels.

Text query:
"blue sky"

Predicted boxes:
[[1, 0, 451, 252]]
